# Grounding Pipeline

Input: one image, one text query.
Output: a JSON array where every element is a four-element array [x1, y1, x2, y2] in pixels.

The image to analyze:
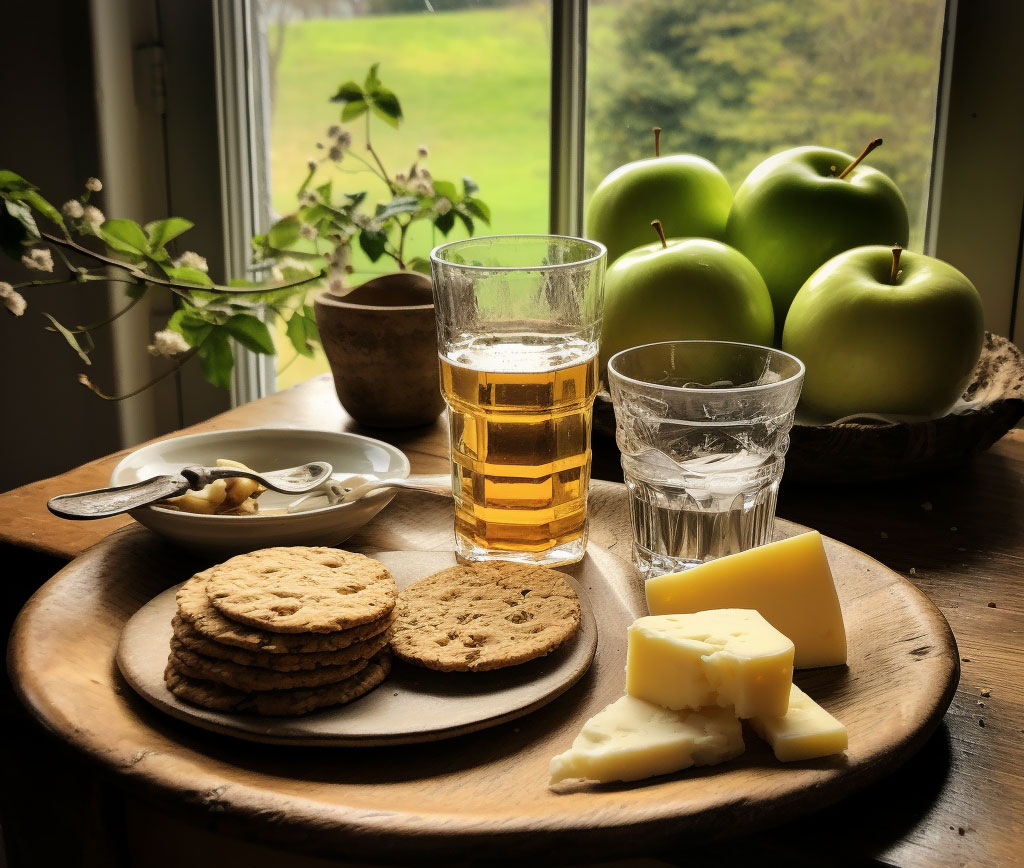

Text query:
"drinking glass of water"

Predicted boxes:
[[607, 340, 805, 579]]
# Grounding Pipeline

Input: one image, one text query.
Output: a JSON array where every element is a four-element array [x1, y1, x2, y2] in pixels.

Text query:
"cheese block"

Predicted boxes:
[[548, 695, 744, 785], [645, 531, 847, 669], [626, 609, 794, 718], [749, 683, 848, 762]]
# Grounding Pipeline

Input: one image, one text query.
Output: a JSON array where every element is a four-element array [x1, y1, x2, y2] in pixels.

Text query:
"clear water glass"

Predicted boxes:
[[607, 340, 805, 579]]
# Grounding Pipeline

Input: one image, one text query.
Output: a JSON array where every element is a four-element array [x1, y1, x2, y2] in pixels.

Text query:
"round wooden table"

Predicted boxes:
[[9, 482, 958, 865]]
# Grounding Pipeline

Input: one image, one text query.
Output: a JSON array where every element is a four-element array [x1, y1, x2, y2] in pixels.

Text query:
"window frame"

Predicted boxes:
[[199, 0, 1023, 410]]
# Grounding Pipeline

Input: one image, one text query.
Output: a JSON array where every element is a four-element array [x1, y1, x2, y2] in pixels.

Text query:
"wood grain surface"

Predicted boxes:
[[9, 485, 958, 865]]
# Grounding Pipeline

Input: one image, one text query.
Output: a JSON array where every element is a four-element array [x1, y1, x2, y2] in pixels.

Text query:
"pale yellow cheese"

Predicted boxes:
[[645, 531, 847, 669], [749, 683, 848, 762], [548, 695, 744, 785], [626, 609, 794, 719]]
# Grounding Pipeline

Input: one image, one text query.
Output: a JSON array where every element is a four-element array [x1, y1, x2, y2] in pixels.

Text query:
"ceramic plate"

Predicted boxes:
[[115, 550, 599, 746]]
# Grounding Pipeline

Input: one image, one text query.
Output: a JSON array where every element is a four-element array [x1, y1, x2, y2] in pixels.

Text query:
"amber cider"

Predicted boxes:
[[439, 334, 598, 565]]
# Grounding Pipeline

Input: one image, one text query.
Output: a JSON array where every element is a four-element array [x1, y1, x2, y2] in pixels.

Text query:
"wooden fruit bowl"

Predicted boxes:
[[592, 333, 1024, 484]]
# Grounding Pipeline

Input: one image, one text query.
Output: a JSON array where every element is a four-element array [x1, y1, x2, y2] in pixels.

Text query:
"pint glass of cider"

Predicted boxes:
[[430, 236, 607, 566]]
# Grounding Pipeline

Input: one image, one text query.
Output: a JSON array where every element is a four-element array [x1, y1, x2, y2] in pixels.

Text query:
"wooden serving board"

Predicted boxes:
[[9, 482, 959, 864]]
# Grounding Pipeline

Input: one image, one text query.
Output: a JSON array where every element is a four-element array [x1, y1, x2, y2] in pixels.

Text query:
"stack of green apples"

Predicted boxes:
[[589, 132, 985, 422]]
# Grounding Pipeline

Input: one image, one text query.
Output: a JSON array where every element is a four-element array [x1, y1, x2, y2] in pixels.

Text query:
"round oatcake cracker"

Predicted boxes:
[[202, 547, 397, 634], [168, 639, 374, 691], [390, 560, 582, 672], [171, 614, 390, 671], [163, 649, 392, 716]]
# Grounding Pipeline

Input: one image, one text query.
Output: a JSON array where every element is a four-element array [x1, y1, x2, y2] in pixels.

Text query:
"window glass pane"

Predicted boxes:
[[586, 0, 946, 250], [258, 0, 552, 389]]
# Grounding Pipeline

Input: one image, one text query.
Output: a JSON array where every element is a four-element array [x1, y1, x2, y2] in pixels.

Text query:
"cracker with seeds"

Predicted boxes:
[[171, 614, 390, 671], [177, 575, 392, 654], [164, 650, 392, 717], [202, 547, 397, 634], [390, 560, 582, 672], [168, 639, 376, 691]]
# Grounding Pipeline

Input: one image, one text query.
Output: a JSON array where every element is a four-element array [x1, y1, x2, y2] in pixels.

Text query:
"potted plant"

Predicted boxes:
[[0, 65, 490, 426]]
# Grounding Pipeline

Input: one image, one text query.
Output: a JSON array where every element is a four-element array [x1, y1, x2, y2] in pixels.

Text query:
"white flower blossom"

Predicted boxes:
[[0, 281, 27, 316], [335, 130, 353, 149], [21, 248, 54, 273], [62, 199, 84, 219], [85, 177, 103, 192], [299, 191, 316, 206], [417, 144, 429, 158], [270, 265, 284, 282], [418, 168, 432, 181], [83, 205, 105, 229], [411, 179, 434, 197], [173, 250, 208, 272], [299, 223, 317, 240], [328, 275, 345, 294], [435, 197, 452, 215], [394, 171, 408, 184], [147, 329, 190, 357], [328, 145, 344, 162]]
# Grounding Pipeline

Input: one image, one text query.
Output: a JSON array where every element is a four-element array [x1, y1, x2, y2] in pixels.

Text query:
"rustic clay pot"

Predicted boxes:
[[314, 272, 445, 427]]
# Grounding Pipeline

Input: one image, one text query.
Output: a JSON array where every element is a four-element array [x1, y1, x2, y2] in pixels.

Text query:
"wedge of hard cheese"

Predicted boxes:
[[548, 695, 744, 785], [645, 531, 847, 669], [626, 609, 794, 719], [749, 683, 848, 761]]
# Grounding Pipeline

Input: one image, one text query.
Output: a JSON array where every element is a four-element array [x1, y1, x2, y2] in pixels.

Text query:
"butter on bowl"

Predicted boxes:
[[110, 427, 411, 557]]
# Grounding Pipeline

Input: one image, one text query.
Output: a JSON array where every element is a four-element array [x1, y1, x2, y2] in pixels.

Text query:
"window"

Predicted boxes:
[[214, 0, 1022, 403]]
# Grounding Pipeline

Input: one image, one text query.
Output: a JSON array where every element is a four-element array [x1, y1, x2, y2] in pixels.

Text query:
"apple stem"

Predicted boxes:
[[889, 244, 903, 284], [651, 220, 668, 249], [653, 127, 662, 158], [838, 137, 883, 179]]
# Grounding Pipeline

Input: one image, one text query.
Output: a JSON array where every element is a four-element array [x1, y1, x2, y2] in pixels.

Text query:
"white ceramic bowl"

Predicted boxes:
[[110, 427, 411, 557]]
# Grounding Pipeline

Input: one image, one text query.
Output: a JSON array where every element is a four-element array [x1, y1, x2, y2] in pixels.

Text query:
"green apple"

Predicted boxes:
[[599, 226, 775, 376], [587, 129, 733, 264], [782, 245, 984, 420], [726, 139, 910, 332]]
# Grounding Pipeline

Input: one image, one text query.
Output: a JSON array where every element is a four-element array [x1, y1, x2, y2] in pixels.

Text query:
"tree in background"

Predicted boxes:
[[588, 0, 944, 245]]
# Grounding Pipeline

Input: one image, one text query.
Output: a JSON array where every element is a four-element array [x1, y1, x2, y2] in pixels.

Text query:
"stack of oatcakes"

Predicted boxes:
[[164, 546, 397, 716]]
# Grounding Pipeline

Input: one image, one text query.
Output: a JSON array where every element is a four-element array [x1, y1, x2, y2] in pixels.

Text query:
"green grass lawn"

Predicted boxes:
[[269, 5, 555, 387]]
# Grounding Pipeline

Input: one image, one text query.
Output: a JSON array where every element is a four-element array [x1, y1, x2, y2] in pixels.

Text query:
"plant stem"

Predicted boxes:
[[651, 219, 668, 248], [78, 347, 200, 401], [365, 112, 398, 197], [838, 137, 883, 180], [889, 244, 903, 284], [11, 277, 72, 290], [653, 127, 662, 158], [52, 293, 144, 335], [40, 231, 324, 295]]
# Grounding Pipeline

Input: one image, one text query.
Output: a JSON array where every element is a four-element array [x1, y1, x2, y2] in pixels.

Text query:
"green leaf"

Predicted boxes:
[[359, 227, 389, 262], [341, 99, 368, 122], [18, 190, 65, 230], [146, 217, 193, 250], [364, 63, 382, 92], [267, 215, 301, 250], [462, 176, 480, 196], [462, 196, 491, 223], [285, 309, 316, 358], [0, 200, 37, 257], [432, 180, 459, 202], [0, 170, 33, 194], [368, 87, 402, 127], [199, 329, 234, 390], [163, 265, 213, 287], [315, 180, 333, 201], [223, 313, 275, 354], [168, 307, 213, 345], [41, 312, 91, 365], [407, 256, 432, 276], [330, 80, 364, 104], [228, 278, 257, 288], [454, 210, 474, 236], [375, 196, 419, 221], [434, 211, 455, 236], [100, 219, 149, 255]]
